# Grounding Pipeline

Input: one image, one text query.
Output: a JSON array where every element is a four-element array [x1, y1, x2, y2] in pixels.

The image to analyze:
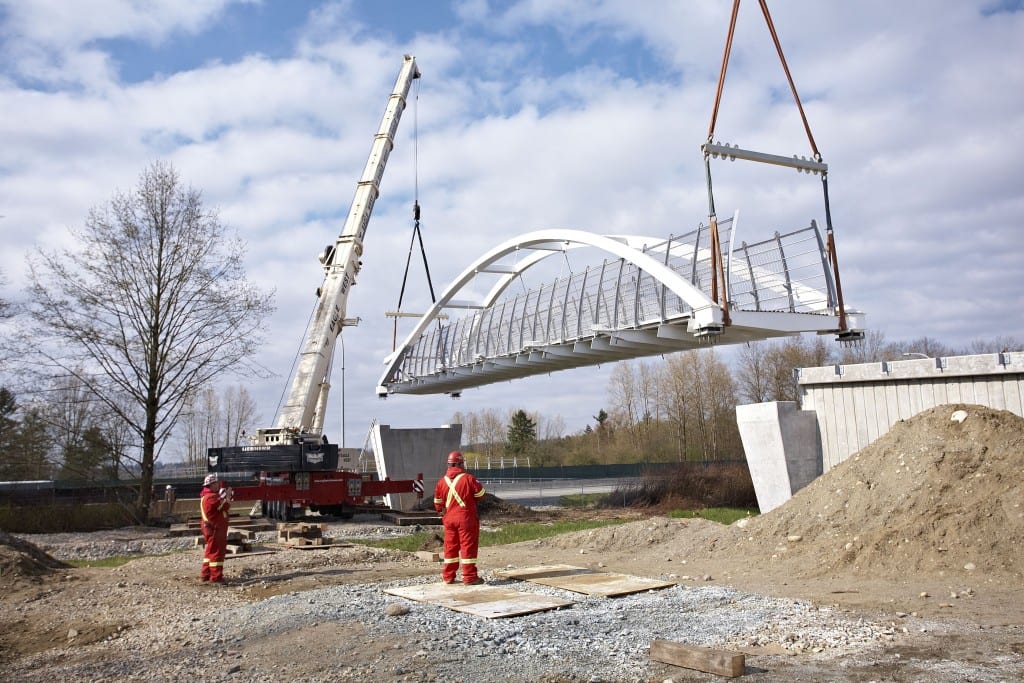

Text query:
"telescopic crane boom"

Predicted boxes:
[[258, 54, 420, 447], [206, 56, 424, 521]]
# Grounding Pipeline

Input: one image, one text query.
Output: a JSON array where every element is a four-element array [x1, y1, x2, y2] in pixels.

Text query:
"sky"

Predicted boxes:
[[1, 0, 1022, 452]]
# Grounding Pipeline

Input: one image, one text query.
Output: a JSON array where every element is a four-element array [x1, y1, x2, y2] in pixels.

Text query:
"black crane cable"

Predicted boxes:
[[393, 77, 441, 350]]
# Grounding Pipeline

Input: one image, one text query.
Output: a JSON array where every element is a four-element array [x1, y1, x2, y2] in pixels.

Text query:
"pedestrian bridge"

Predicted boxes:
[[376, 214, 864, 397]]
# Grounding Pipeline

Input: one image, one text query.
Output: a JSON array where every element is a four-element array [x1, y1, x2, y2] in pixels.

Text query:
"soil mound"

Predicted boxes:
[[741, 403, 1024, 578], [477, 492, 535, 518], [0, 531, 70, 585], [535, 404, 1023, 584]]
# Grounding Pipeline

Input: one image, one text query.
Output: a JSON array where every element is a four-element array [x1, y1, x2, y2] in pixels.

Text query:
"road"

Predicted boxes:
[[481, 477, 633, 508]]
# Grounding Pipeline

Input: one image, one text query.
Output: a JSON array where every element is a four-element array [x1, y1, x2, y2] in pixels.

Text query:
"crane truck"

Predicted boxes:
[[207, 55, 423, 521]]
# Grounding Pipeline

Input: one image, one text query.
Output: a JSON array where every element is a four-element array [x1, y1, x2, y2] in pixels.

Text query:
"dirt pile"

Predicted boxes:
[[741, 403, 1024, 578], [478, 492, 535, 518], [0, 531, 69, 586], [534, 404, 1023, 584]]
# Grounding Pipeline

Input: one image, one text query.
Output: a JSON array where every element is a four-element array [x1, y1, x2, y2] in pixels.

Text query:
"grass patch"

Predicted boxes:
[[357, 518, 630, 553], [667, 507, 758, 525], [559, 493, 605, 508]]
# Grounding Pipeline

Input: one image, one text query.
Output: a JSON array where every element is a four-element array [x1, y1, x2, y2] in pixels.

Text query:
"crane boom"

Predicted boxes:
[[258, 54, 420, 446]]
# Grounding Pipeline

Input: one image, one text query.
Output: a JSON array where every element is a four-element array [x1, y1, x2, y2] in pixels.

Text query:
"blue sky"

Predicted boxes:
[[1, 0, 1022, 451]]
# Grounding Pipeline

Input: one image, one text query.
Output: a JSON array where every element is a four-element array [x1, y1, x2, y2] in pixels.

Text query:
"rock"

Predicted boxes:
[[787, 535, 803, 543], [963, 562, 976, 571], [385, 603, 410, 617], [950, 410, 968, 423], [67, 628, 78, 640]]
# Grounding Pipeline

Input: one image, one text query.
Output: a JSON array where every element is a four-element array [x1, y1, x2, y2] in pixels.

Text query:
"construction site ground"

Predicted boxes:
[[1, 404, 1022, 681]]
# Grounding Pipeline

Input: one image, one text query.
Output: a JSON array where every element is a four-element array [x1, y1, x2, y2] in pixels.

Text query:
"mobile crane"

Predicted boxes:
[[207, 55, 423, 520]]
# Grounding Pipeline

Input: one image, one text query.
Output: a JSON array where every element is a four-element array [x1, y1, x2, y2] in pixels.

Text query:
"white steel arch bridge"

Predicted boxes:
[[376, 213, 864, 398]]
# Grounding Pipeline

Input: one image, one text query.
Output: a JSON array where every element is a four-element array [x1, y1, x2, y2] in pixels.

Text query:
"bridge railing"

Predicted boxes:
[[398, 218, 832, 377]]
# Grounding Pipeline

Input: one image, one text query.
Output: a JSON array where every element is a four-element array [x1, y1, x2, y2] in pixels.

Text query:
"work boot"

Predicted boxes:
[[463, 578, 485, 585]]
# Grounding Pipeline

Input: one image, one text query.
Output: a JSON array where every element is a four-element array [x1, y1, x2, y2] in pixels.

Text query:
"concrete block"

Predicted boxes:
[[736, 401, 821, 513], [371, 424, 463, 512]]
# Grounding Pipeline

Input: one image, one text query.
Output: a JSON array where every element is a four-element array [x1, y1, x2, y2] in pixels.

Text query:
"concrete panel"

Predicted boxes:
[[736, 402, 821, 513], [797, 352, 1023, 471], [371, 423, 463, 511]]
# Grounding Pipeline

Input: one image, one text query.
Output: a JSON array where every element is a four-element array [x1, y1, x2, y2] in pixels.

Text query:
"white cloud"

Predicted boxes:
[[1, 0, 1022, 446]]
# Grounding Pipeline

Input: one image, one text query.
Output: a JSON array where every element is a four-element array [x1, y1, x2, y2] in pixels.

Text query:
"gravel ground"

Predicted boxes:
[[6, 522, 975, 683], [8, 567, 915, 683]]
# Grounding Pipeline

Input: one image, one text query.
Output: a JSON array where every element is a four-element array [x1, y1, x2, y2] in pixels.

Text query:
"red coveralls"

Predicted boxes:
[[434, 466, 486, 584], [200, 484, 231, 582]]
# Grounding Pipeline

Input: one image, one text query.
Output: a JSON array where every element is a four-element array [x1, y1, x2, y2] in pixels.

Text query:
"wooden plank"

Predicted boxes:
[[414, 551, 441, 562], [381, 511, 442, 526], [227, 527, 256, 539], [224, 549, 278, 559], [496, 564, 676, 597], [649, 639, 745, 678], [385, 583, 574, 619]]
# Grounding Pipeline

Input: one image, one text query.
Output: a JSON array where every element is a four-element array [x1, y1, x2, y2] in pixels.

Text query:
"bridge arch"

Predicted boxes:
[[378, 228, 726, 394]]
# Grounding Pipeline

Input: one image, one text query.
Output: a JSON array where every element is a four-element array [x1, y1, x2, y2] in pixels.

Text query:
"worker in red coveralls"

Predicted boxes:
[[434, 451, 486, 585], [199, 473, 232, 584]]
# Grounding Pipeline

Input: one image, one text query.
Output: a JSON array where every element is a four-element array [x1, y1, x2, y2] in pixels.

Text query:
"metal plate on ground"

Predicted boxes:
[[495, 564, 676, 597], [384, 583, 574, 619]]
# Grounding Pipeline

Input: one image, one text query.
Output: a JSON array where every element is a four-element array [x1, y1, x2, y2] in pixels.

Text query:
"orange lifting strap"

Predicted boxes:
[[703, 0, 849, 333]]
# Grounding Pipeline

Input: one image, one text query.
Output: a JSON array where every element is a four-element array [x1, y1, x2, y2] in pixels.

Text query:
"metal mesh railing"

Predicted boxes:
[[396, 219, 833, 378]]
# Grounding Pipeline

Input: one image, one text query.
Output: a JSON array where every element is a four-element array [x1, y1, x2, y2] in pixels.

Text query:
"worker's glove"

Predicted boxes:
[[219, 487, 233, 502]]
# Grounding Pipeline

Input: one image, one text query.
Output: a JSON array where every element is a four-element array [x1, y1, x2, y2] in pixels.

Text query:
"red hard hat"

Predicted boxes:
[[447, 451, 464, 466]]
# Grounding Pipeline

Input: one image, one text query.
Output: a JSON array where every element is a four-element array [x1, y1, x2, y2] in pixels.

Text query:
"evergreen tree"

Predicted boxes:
[[7, 405, 53, 480], [0, 388, 19, 479], [59, 425, 111, 481], [506, 409, 537, 458]]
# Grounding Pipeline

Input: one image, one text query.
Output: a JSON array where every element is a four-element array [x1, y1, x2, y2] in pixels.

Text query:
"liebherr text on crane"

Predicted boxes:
[[207, 55, 422, 521]]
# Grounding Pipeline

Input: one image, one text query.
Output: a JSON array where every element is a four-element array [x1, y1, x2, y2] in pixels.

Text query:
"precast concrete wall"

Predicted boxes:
[[737, 351, 1023, 511], [799, 352, 1023, 472], [372, 423, 463, 511]]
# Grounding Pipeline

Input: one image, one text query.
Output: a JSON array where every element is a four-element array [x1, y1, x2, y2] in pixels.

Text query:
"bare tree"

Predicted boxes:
[[0, 269, 16, 367], [223, 384, 259, 447], [837, 329, 888, 364], [963, 336, 1022, 354], [734, 341, 771, 404], [25, 161, 273, 519], [608, 361, 642, 449], [477, 408, 507, 464]]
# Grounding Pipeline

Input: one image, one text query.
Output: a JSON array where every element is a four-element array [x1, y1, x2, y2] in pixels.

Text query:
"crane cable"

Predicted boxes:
[[392, 77, 440, 350], [704, 0, 848, 331]]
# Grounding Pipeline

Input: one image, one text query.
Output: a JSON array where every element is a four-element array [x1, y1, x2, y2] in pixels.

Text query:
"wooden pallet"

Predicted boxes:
[[277, 522, 330, 547]]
